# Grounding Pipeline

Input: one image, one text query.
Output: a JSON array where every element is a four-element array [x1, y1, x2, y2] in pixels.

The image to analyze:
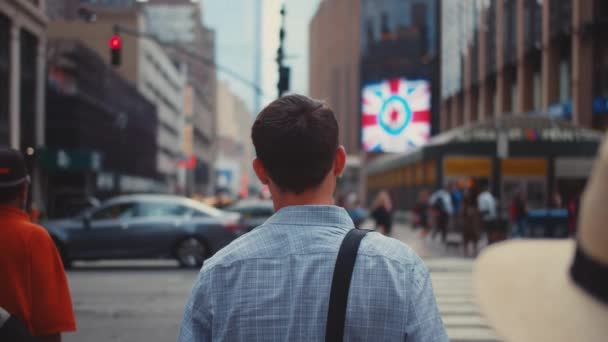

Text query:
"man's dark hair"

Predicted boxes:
[[0, 184, 23, 204], [252, 94, 339, 194]]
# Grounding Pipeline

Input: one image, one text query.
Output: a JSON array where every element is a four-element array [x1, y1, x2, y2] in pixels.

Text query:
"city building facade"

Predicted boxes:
[[310, 0, 439, 200], [215, 81, 254, 197], [309, 0, 361, 156], [0, 0, 49, 208], [47, 9, 187, 192], [45, 39, 161, 217], [46, 0, 137, 20], [141, 0, 218, 196], [441, 0, 608, 132]]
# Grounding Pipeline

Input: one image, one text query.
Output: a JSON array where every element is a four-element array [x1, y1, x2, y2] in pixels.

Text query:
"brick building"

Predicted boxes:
[[309, 0, 361, 155], [441, 0, 608, 132]]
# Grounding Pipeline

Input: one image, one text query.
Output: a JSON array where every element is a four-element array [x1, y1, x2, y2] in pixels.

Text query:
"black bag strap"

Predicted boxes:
[[325, 229, 370, 342]]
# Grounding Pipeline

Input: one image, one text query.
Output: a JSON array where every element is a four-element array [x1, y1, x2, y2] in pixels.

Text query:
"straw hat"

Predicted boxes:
[[473, 135, 608, 342]]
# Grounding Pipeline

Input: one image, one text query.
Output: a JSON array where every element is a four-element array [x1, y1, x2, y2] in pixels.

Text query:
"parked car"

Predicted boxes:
[[226, 199, 274, 232], [48, 195, 101, 219], [42, 194, 242, 268]]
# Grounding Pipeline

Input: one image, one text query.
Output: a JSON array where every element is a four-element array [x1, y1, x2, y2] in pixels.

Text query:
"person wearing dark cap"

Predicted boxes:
[[0, 148, 76, 341]]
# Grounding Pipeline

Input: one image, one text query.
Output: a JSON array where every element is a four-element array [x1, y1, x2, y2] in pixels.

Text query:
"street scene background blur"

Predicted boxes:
[[1, 0, 607, 341]]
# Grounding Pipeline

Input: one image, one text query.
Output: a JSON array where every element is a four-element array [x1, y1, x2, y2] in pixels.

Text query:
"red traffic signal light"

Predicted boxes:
[[109, 35, 121, 66], [109, 35, 121, 50]]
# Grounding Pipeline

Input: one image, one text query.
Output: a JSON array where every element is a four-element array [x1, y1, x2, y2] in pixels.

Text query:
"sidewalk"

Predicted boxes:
[[386, 221, 493, 259]]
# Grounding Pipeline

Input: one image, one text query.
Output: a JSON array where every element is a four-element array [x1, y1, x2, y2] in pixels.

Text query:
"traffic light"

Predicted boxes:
[[109, 35, 121, 67]]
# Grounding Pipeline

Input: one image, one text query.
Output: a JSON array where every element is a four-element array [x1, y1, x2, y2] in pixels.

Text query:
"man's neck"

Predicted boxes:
[[272, 191, 335, 211], [0, 200, 21, 210]]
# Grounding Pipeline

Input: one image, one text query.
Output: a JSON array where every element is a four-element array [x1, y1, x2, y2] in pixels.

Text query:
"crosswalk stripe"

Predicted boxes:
[[426, 258, 502, 342]]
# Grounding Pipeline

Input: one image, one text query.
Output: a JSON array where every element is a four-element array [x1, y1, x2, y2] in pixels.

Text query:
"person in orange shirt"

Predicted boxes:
[[0, 149, 76, 341]]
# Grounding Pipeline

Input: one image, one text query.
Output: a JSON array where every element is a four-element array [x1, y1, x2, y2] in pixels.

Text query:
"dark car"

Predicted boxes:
[[226, 199, 275, 232], [43, 194, 242, 268]]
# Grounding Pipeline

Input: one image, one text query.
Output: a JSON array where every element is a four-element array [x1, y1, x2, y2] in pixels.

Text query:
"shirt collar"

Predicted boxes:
[[0, 205, 29, 221], [265, 205, 354, 230]]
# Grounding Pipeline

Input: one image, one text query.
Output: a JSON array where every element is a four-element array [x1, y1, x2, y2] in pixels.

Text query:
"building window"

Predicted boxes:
[[503, 0, 516, 66], [20, 29, 38, 150], [0, 14, 9, 145], [550, 0, 572, 39], [524, 0, 542, 52], [559, 58, 570, 102], [485, 0, 496, 74], [511, 82, 517, 112], [533, 70, 541, 110]]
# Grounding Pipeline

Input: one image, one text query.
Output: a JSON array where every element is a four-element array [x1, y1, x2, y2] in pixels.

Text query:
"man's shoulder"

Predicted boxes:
[[201, 224, 281, 271], [359, 232, 424, 266], [3, 215, 50, 241], [20, 222, 55, 251]]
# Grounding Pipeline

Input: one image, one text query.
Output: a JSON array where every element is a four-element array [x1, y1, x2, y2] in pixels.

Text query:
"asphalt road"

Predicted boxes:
[[63, 225, 499, 342], [64, 261, 197, 342]]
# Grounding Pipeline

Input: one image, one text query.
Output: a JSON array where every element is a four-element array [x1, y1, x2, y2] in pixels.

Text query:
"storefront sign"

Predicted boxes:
[[38, 149, 102, 171], [453, 127, 601, 143]]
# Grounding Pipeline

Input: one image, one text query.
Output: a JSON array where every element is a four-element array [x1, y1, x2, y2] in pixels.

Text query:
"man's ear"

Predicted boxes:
[[253, 158, 270, 185], [334, 146, 346, 177]]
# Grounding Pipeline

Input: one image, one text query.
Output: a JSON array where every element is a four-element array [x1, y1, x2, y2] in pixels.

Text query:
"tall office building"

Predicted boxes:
[[47, 0, 218, 195], [441, 0, 608, 132], [1, 0, 49, 208], [142, 0, 218, 195], [309, 0, 361, 155], [309, 0, 439, 156], [48, 9, 187, 192], [215, 81, 254, 197]]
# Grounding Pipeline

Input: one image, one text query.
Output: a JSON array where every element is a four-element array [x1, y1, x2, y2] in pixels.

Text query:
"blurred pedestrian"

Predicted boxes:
[[473, 133, 608, 341], [179, 95, 447, 342], [550, 190, 563, 208], [509, 190, 528, 238], [413, 189, 430, 237], [0, 149, 76, 341], [344, 192, 367, 228], [567, 192, 581, 236], [461, 189, 481, 257], [449, 181, 463, 217], [477, 182, 498, 243], [370, 191, 394, 236], [429, 187, 453, 243]]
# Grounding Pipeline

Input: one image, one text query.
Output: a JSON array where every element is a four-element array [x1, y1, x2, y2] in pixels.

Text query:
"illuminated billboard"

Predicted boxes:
[[361, 78, 431, 153]]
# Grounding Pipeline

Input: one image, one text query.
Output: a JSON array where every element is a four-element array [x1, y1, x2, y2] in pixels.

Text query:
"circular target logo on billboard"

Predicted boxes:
[[378, 96, 412, 136]]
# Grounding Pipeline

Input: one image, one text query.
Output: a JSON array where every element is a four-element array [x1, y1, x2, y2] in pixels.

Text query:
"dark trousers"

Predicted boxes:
[[433, 214, 448, 243], [485, 219, 508, 244]]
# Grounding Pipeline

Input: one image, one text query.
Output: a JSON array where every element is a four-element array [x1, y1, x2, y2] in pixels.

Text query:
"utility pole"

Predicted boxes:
[[254, 0, 263, 112], [276, 4, 290, 98]]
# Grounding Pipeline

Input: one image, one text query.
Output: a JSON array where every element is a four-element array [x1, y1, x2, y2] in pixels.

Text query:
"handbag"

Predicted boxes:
[[325, 229, 370, 342]]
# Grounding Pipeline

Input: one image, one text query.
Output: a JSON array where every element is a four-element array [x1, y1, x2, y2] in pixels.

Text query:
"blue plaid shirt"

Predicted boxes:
[[179, 205, 447, 342]]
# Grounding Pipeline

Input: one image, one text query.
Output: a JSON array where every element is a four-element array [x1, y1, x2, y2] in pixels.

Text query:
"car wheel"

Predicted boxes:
[[175, 237, 207, 268]]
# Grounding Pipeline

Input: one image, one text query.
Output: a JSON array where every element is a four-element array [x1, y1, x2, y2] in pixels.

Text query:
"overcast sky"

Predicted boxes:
[[202, 0, 320, 114]]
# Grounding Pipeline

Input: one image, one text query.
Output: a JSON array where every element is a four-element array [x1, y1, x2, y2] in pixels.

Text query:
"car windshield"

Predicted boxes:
[[186, 200, 226, 218]]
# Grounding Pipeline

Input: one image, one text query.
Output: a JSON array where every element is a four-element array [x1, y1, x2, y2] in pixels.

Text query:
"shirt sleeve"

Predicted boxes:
[[404, 259, 449, 342], [477, 195, 486, 212], [178, 270, 212, 342], [28, 227, 76, 336]]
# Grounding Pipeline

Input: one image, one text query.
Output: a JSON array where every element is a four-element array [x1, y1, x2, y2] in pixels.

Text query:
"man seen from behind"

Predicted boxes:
[[179, 95, 447, 341], [0, 149, 76, 341]]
